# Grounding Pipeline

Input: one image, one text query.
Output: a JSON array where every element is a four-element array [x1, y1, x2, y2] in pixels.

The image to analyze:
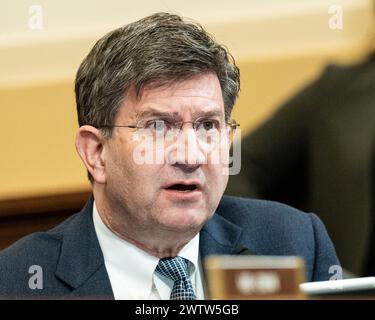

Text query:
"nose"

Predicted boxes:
[[165, 126, 206, 171]]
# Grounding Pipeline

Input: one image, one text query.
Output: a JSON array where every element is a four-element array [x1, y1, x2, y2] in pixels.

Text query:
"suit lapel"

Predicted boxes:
[[54, 197, 114, 299], [200, 213, 246, 259], [54, 196, 252, 298]]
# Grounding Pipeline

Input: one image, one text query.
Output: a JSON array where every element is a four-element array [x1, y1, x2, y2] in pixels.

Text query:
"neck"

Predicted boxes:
[[93, 190, 198, 258]]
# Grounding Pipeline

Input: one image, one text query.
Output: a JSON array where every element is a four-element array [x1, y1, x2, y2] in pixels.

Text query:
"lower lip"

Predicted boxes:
[[162, 189, 203, 201]]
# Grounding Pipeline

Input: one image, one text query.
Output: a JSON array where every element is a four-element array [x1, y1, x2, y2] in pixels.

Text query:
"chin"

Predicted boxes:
[[158, 208, 211, 232]]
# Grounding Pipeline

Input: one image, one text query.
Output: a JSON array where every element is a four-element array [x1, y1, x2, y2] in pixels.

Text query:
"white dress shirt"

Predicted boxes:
[[92, 201, 205, 300]]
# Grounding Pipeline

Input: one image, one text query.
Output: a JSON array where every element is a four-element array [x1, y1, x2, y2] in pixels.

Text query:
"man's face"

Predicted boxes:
[[102, 73, 230, 235]]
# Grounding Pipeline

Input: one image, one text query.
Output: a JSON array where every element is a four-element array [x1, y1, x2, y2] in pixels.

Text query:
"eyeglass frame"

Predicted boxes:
[[98, 118, 240, 134]]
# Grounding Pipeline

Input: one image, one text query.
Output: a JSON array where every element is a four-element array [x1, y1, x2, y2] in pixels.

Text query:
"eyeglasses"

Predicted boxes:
[[99, 118, 240, 150], [100, 118, 239, 135]]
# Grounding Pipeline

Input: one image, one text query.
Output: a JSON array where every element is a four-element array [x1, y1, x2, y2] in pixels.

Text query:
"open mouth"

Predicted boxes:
[[165, 184, 198, 192]]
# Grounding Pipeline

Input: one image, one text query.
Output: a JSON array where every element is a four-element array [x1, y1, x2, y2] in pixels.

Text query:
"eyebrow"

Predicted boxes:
[[136, 108, 224, 121], [136, 108, 174, 121]]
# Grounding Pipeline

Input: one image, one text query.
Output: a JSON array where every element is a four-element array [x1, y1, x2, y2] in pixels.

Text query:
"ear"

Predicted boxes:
[[75, 125, 107, 184]]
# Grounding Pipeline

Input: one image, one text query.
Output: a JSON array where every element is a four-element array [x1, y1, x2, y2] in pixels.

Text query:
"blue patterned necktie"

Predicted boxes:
[[155, 256, 197, 300]]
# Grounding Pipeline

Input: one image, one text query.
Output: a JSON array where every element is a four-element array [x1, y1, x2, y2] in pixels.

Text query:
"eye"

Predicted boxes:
[[197, 120, 219, 131], [145, 120, 171, 132]]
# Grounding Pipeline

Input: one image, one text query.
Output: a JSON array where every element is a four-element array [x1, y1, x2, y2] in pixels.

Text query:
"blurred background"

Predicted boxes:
[[0, 0, 373, 277]]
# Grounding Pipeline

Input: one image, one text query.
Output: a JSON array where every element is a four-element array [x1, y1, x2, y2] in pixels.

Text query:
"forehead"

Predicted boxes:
[[118, 73, 224, 120]]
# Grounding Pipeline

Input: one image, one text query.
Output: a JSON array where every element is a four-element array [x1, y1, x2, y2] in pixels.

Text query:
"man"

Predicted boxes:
[[0, 12, 339, 299]]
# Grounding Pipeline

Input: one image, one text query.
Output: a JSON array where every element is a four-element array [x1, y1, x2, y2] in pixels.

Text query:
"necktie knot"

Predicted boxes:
[[155, 256, 196, 300]]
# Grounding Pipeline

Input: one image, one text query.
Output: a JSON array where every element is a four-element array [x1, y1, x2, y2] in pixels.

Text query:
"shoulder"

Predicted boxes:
[[0, 213, 80, 293], [217, 196, 339, 281], [316, 58, 375, 93], [281, 59, 375, 105], [217, 195, 314, 228], [216, 195, 320, 250], [0, 213, 79, 260]]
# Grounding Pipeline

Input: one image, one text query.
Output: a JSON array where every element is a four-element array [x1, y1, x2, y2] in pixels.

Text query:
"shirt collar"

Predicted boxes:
[[92, 201, 200, 298]]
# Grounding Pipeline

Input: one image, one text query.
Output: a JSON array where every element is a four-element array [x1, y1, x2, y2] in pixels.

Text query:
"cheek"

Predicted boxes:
[[105, 141, 137, 190], [109, 151, 162, 195], [207, 164, 228, 196], [219, 169, 229, 195]]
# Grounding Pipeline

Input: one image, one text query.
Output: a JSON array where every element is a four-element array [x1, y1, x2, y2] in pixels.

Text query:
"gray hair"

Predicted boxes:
[[75, 12, 240, 136]]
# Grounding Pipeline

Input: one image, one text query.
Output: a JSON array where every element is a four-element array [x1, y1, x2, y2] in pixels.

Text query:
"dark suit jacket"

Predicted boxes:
[[226, 58, 375, 276], [0, 196, 339, 299]]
